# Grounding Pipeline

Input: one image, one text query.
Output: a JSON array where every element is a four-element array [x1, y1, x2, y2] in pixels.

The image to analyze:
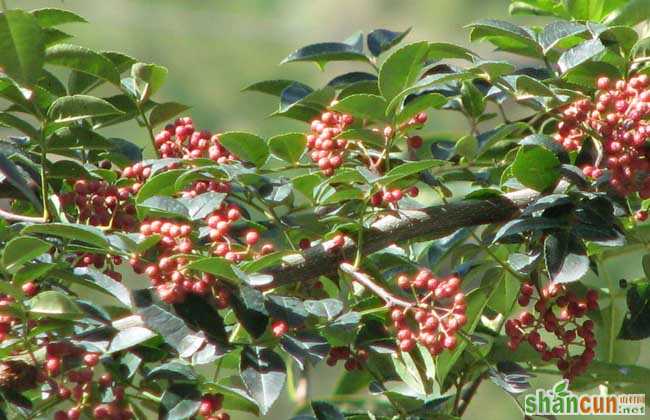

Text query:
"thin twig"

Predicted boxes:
[[0, 208, 45, 223], [340, 263, 412, 308]]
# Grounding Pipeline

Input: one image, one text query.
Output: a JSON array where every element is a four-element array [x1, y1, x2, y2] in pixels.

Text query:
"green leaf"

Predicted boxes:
[[512, 146, 560, 191], [493, 217, 564, 243], [604, 0, 650, 26], [427, 42, 476, 61], [0, 112, 39, 139], [148, 102, 191, 128], [0, 10, 45, 85], [312, 400, 345, 420], [138, 196, 190, 220], [29, 290, 83, 318], [0, 153, 41, 210], [240, 346, 286, 415], [268, 133, 306, 163], [2, 236, 51, 272], [330, 94, 388, 121], [146, 362, 198, 382], [487, 270, 519, 315], [22, 223, 110, 249], [281, 41, 370, 69], [181, 192, 227, 221], [72, 267, 132, 307], [455, 135, 479, 160], [266, 295, 308, 327], [304, 299, 344, 320], [515, 75, 555, 97], [47, 94, 123, 123], [565, 0, 606, 20], [378, 41, 429, 102], [131, 62, 168, 102], [322, 312, 361, 346], [45, 44, 120, 84], [544, 232, 589, 283], [136, 169, 184, 203], [558, 38, 606, 74], [159, 384, 201, 420], [619, 280, 650, 340], [396, 93, 447, 124], [379, 159, 445, 186], [539, 21, 587, 53], [367, 28, 411, 57], [185, 257, 239, 283], [243, 79, 307, 97], [280, 332, 330, 370], [460, 80, 485, 118], [468, 19, 541, 57], [108, 326, 157, 353], [31, 8, 87, 28], [337, 128, 384, 147], [219, 132, 269, 168]]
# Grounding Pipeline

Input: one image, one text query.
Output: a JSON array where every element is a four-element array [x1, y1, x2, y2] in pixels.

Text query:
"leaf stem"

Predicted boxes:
[[39, 128, 49, 221], [469, 230, 525, 281], [136, 102, 158, 157]]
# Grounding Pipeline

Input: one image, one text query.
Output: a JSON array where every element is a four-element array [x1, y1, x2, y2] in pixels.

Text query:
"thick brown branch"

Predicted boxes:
[[260, 185, 552, 289]]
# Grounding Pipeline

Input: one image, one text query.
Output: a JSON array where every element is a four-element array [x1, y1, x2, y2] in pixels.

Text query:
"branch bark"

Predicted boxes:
[[260, 185, 551, 289]]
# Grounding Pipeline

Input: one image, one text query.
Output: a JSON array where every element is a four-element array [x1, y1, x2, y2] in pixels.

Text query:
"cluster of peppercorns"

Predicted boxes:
[[73, 253, 123, 282], [370, 186, 419, 207], [506, 281, 599, 382], [390, 269, 467, 355], [325, 346, 369, 371], [44, 342, 134, 419], [198, 393, 229, 420], [59, 179, 138, 231], [155, 117, 235, 162], [554, 75, 650, 198], [306, 108, 354, 176]]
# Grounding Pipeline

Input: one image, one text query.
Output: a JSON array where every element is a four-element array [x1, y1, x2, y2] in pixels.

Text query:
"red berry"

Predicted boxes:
[[271, 320, 289, 337]]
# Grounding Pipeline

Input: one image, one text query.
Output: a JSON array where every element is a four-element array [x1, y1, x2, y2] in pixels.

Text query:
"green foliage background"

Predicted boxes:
[[2, 1, 647, 418]]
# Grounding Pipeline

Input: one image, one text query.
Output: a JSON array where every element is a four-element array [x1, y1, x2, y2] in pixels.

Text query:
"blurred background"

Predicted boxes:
[[5, 1, 647, 419]]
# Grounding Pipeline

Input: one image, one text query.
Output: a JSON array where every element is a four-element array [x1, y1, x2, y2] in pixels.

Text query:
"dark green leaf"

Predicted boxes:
[[461, 80, 485, 117], [0, 112, 39, 138], [136, 169, 184, 202], [146, 362, 198, 382], [367, 28, 411, 57], [396, 93, 447, 124], [138, 196, 189, 220], [493, 217, 565, 243], [181, 192, 227, 221], [281, 42, 370, 69], [266, 295, 308, 327], [280, 332, 330, 370], [0, 153, 41, 209], [160, 384, 201, 420], [231, 286, 269, 338], [242, 79, 308, 97], [72, 267, 132, 307], [427, 42, 476, 61], [311, 400, 345, 420], [619, 280, 650, 340], [108, 326, 157, 353], [322, 311, 361, 346], [185, 257, 239, 283], [379, 159, 445, 186], [240, 346, 286, 415], [544, 231, 589, 283], [304, 299, 344, 320]]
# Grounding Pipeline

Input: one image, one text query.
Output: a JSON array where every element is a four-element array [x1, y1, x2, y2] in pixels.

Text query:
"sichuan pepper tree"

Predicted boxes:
[[0, 0, 649, 418]]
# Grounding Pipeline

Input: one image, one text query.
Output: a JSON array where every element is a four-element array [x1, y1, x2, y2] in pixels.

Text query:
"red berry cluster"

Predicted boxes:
[[307, 108, 354, 176], [326, 346, 369, 371], [506, 282, 599, 382], [554, 75, 650, 198], [155, 117, 235, 162], [198, 393, 229, 420], [390, 269, 466, 355], [73, 253, 123, 282], [59, 179, 138, 231], [370, 186, 419, 207], [45, 342, 133, 420]]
